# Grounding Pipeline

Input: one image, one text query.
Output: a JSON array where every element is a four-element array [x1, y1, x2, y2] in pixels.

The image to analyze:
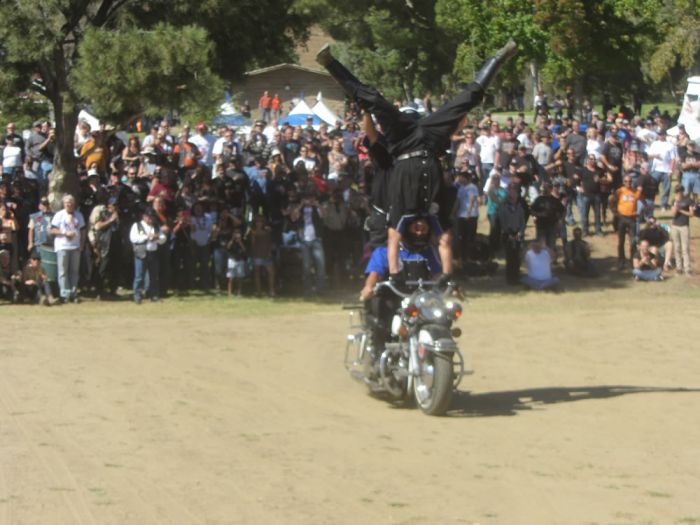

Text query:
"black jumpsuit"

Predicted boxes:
[[324, 58, 485, 229]]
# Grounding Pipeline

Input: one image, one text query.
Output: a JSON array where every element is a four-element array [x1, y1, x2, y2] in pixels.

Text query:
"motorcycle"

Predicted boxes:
[[344, 279, 467, 416]]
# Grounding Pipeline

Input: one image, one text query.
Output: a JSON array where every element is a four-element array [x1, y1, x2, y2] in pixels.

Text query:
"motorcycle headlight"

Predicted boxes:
[[415, 291, 448, 322]]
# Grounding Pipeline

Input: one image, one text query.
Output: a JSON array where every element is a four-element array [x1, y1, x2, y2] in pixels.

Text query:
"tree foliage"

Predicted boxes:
[[73, 24, 224, 125], [298, 0, 452, 100], [0, 0, 312, 200]]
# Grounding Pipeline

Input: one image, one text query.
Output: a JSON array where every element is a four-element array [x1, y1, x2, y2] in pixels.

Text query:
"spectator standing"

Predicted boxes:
[[499, 184, 525, 284], [486, 173, 505, 253], [49, 195, 85, 303], [88, 195, 120, 299], [249, 215, 276, 297], [531, 182, 565, 252], [647, 129, 677, 210], [455, 170, 479, 265], [129, 210, 166, 303], [190, 201, 214, 290], [578, 155, 603, 236], [189, 123, 215, 168], [259, 90, 272, 122], [226, 230, 247, 296], [271, 94, 282, 120], [680, 141, 700, 200], [670, 185, 694, 276], [477, 125, 500, 192], [613, 174, 642, 270], [25, 120, 47, 178]]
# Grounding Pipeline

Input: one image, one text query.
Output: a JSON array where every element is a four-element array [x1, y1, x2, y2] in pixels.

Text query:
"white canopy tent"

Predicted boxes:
[[311, 93, 342, 126]]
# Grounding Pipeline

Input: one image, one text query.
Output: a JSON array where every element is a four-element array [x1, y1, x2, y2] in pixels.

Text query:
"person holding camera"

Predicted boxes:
[[49, 194, 85, 303], [129, 209, 166, 303]]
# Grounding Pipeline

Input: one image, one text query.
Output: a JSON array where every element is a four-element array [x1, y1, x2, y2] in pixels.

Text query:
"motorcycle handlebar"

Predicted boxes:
[[373, 279, 457, 299]]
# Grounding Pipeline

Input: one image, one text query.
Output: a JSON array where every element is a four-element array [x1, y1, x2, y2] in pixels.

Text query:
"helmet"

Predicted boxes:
[[400, 216, 431, 252]]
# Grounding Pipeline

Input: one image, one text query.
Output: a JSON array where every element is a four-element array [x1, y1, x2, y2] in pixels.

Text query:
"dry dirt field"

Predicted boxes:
[[2, 229, 700, 524]]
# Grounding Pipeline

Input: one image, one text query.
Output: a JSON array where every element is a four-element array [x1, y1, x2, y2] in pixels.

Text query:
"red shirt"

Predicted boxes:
[[259, 94, 272, 109], [271, 96, 281, 110]]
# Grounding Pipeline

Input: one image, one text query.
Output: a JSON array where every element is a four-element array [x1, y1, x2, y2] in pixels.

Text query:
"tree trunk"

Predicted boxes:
[[48, 92, 79, 211]]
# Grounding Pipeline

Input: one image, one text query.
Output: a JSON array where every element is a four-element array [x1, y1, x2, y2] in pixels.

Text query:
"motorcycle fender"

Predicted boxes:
[[418, 324, 458, 353]]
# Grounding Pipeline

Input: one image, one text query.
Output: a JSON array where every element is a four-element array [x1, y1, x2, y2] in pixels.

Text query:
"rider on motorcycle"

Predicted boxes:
[[359, 215, 443, 356]]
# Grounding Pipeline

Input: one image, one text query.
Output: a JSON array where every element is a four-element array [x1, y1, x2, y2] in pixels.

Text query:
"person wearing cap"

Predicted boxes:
[[130, 209, 166, 303], [317, 40, 518, 281], [24, 120, 47, 176], [647, 129, 677, 209], [89, 194, 120, 299], [27, 196, 53, 256], [16, 252, 54, 305], [49, 194, 86, 303]]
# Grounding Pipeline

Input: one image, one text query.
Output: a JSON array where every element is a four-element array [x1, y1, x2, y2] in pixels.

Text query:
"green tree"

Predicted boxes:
[[0, 0, 311, 204], [298, 0, 452, 101]]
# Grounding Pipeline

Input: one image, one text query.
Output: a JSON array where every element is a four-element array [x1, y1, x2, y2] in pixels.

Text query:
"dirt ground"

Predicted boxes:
[[1, 274, 700, 525]]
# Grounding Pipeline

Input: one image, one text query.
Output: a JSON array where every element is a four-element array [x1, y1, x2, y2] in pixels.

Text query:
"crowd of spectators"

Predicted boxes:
[[0, 88, 697, 305]]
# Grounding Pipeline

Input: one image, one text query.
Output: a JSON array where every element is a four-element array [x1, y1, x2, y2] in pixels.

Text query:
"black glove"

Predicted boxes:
[[388, 272, 405, 289]]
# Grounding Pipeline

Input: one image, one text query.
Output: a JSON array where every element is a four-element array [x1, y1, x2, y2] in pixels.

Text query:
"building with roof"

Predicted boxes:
[[238, 63, 346, 123]]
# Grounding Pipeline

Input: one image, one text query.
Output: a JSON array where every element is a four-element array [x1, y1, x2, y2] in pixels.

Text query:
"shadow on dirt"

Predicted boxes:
[[448, 385, 700, 417]]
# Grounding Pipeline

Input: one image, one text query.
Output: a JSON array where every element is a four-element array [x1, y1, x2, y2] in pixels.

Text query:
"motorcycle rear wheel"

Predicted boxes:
[[414, 352, 453, 416]]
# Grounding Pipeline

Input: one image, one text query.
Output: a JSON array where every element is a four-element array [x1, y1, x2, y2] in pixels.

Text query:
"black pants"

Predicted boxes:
[[324, 58, 483, 226], [457, 217, 478, 262], [617, 215, 637, 262], [502, 235, 522, 284]]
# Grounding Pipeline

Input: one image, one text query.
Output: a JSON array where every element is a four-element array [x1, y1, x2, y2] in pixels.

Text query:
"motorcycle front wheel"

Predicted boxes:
[[413, 352, 453, 416]]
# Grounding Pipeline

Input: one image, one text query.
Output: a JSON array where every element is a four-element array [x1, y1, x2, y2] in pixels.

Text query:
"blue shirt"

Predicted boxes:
[[365, 246, 442, 277]]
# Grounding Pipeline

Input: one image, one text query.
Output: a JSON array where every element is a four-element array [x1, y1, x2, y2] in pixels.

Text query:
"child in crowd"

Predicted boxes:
[[226, 230, 247, 297], [249, 215, 276, 297]]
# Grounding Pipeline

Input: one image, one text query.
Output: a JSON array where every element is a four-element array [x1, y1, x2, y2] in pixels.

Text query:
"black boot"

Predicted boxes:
[[316, 43, 334, 68], [474, 39, 518, 90]]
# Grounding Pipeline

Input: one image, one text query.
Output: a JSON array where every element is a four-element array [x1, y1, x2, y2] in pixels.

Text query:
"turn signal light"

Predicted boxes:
[[451, 328, 462, 338], [404, 303, 418, 318]]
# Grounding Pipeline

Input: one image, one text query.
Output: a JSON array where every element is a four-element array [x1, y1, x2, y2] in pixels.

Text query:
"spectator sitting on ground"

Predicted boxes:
[[632, 239, 663, 282], [521, 240, 560, 290], [565, 227, 598, 277], [15, 252, 54, 305], [638, 216, 673, 271]]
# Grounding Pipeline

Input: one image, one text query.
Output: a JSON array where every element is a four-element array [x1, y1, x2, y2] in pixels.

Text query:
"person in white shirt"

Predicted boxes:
[[476, 125, 500, 194], [2, 135, 22, 176], [129, 210, 167, 303], [293, 145, 317, 172], [521, 240, 560, 290], [647, 129, 677, 209], [189, 123, 216, 167], [49, 195, 86, 303]]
